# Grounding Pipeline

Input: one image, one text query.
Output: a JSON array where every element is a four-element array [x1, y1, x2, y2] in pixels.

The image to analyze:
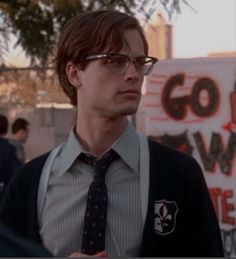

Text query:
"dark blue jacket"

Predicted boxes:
[[0, 137, 22, 196], [0, 140, 224, 257], [0, 222, 51, 256]]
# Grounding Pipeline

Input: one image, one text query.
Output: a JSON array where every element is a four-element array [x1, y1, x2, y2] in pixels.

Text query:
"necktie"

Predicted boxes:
[[79, 150, 119, 255]]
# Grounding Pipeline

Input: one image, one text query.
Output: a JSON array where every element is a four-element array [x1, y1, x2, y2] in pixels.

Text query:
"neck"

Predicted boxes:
[[75, 114, 128, 156], [11, 134, 21, 143]]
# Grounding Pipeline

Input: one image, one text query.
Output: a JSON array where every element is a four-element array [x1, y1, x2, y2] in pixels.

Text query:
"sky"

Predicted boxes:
[[172, 0, 236, 57], [6, 0, 236, 66]]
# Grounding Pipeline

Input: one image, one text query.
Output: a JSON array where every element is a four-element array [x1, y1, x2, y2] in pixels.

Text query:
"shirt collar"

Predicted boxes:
[[57, 122, 139, 176], [112, 122, 139, 173], [57, 127, 85, 176]]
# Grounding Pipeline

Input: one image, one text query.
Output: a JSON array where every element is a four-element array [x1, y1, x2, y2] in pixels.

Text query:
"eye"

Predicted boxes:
[[105, 55, 127, 66], [134, 57, 146, 68]]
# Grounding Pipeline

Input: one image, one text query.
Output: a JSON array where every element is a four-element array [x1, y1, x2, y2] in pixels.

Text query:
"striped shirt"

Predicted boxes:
[[39, 123, 143, 256]]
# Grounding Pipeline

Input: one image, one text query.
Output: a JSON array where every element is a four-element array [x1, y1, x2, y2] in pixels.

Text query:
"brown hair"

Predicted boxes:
[[55, 10, 148, 106], [11, 118, 30, 134]]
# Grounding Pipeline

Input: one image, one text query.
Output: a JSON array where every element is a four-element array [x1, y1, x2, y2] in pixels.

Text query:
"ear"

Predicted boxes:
[[66, 62, 82, 88]]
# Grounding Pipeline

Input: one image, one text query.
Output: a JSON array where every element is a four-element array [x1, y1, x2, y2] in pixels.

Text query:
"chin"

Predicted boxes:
[[117, 106, 139, 117]]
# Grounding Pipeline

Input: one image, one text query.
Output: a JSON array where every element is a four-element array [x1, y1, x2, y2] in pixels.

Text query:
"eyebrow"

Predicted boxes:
[[110, 53, 146, 58]]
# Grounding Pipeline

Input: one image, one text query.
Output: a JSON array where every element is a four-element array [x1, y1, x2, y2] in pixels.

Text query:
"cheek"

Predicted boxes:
[[138, 74, 144, 86], [86, 74, 117, 96]]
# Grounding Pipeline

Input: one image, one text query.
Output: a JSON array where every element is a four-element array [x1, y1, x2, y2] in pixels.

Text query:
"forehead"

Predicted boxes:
[[120, 29, 145, 56], [104, 28, 146, 56]]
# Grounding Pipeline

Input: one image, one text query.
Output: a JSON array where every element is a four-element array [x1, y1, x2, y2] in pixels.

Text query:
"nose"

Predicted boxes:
[[123, 62, 139, 82]]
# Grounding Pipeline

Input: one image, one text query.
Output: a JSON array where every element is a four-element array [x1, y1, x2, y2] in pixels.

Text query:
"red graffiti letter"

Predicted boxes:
[[222, 190, 235, 225]]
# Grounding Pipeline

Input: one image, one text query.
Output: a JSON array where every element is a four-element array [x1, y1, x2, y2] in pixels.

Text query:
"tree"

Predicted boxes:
[[0, 0, 194, 107], [0, 0, 192, 67], [0, 0, 136, 67]]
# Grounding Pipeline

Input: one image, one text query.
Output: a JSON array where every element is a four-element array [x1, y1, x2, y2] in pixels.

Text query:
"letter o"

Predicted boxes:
[[191, 77, 220, 117]]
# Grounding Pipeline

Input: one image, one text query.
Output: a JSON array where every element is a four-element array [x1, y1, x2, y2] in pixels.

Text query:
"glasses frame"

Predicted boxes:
[[82, 53, 158, 76]]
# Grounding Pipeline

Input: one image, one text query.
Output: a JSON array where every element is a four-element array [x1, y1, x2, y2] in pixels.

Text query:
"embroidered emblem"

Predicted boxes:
[[154, 199, 178, 236]]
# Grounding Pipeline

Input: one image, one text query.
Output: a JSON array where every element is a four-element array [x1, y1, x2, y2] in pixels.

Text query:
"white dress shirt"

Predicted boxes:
[[38, 123, 145, 256]]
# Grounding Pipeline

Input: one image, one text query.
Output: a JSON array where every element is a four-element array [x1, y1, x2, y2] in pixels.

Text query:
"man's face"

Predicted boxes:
[[18, 127, 29, 143], [77, 29, 145, 119]]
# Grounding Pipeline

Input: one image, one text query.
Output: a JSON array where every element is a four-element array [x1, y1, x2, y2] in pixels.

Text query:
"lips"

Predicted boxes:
[[118, 89, 140, 96]]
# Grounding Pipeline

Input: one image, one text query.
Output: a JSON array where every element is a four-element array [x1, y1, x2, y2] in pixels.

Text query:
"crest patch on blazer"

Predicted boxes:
[[154, 200, 178, 236]]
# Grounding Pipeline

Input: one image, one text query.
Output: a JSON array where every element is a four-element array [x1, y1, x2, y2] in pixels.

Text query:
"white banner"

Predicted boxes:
[[143, 57, 236, 257]]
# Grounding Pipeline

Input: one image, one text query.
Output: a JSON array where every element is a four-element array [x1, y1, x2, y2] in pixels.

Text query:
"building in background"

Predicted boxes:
[[145, 12, 173, 59], [208, 51, 236, 57]]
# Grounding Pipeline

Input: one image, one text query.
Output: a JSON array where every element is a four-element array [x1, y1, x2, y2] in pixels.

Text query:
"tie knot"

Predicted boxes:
[[79, 153, 96, 167], [79, 150, 119, 180]]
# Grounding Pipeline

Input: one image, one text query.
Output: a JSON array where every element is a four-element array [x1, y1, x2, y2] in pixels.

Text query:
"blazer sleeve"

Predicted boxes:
[[0, 166, 29, 235], [182, 157, 224, 256], [0, 153, 49, 241]]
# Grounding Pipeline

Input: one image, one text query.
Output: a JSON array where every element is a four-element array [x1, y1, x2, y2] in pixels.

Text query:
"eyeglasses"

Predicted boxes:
[[83, 53, 158, 76]]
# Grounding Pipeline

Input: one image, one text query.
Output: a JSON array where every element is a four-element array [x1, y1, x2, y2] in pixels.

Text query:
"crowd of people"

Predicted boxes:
[[0, 10, 224, 257]]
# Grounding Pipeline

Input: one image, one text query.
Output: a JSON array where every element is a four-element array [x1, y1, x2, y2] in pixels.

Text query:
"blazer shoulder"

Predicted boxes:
[[13, 152, 50, 181], [24, 152, 50, 170], [148, 138, 197, 163], [148, 139, 203, 180]]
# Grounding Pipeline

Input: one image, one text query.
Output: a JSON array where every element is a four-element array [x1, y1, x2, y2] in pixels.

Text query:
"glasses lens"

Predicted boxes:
[[85, 54, 157, 76], [105, 54, 128, 74], [143, 64, 153, 75], [134, 57, 146, 70], [142, 58, 155, 75]]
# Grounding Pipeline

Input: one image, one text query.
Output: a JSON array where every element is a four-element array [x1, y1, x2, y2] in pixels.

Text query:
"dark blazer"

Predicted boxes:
[[0, 137, 22, 201], [0, 140, 224, 257], [0, 222, 51, 256]]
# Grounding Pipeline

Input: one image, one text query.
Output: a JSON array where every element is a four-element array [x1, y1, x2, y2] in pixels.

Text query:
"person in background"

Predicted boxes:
[[9, 118, 30, 163], [0, 114, 22, 203], [0, 10, 224, 257]]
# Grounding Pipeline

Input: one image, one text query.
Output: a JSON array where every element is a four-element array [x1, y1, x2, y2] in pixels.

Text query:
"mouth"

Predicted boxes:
[[118, 89, 140, 97]]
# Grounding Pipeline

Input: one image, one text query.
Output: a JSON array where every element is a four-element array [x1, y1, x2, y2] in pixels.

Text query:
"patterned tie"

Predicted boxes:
[[79, 150, 119, 255]]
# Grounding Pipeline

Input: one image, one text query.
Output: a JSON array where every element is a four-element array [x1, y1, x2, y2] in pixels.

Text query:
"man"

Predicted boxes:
[[0, 114, 22, 203], [0, 10, 224, 257], [9, 118, 30, 163]]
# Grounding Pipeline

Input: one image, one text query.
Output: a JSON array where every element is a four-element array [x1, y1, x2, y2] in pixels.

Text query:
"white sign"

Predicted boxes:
[[143, 57, 236, 257]]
